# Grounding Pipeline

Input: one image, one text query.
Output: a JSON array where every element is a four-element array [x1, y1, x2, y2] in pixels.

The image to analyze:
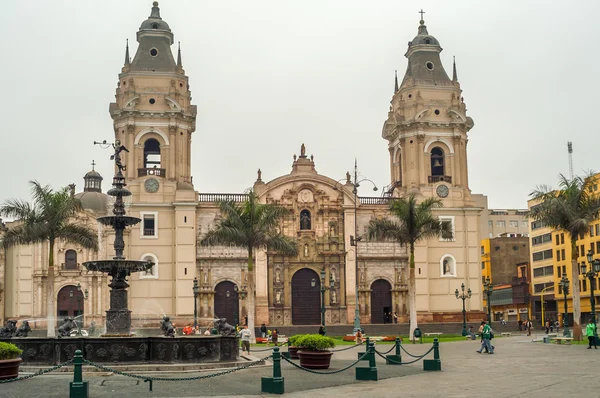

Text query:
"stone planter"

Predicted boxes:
[[288, 346, 300, 359], [0, 358, 22, 380], [297, 350, 333, 369]]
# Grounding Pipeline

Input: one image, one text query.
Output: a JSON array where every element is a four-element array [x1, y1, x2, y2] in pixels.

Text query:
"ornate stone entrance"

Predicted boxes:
[[57, 285, 84, 319], [291, 268, 321, 325], [214, 281, 240, 326], [370, 279, 392, 324]]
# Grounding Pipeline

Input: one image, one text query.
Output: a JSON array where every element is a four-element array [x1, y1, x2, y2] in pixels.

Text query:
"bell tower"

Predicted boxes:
[[108, 2, 198, 321], [110, 1, 197, 190], [382, 15, 474, 206]]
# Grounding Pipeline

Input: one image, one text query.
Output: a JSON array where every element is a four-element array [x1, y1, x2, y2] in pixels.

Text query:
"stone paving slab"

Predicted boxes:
[[2, 336, 600, 397]]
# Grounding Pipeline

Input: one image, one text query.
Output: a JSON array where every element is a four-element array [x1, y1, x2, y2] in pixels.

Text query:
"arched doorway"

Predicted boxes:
[[291, 268, 320, 325], [57, 285, 84, 321], [370, 279, 392, 324], [214, 281, 239, 326]]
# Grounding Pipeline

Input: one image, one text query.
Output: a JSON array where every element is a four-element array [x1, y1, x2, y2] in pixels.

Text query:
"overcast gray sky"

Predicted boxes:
[[1, 0, 599, 210]]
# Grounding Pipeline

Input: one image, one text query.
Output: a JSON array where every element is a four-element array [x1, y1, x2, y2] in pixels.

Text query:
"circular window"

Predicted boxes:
[[434, 109, 440, 115], [149, 48, 158, 57], [149, 98, 156, 104], [409, 140, 413, 144], [426, 62, 434, 71], [179, 82, 183, 88], [122, 80, 127, 86], [408, 94, 412, 99]]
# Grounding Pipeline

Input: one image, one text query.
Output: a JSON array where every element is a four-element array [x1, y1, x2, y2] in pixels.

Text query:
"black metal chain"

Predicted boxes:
[[82, 355, 271, 382], [251, 343, 287, 352], [401, 344, 431, 358], [0, 359, 74, 384], [375, 344, 397, 355], [330, 343, 362, 352], [280, 351, 369, 375], [377, 346, 434, 365]]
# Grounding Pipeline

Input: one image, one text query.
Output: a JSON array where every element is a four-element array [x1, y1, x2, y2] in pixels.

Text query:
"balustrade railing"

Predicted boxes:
[[198, 193, 249, 202], [138, 168, 166, 177], [359, 197, 391, 205], [428, 175, 452, 183]]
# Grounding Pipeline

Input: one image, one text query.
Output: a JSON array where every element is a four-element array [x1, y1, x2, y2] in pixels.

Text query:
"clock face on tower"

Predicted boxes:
[[145, 178, 160, 193], [436, 184, 449, 198]]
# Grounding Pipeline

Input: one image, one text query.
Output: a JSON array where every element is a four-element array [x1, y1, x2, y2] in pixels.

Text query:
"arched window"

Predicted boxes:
[[64, 249, 77, 270], [300, 210, 311, 230], [144, 139, 161, 169], [430, 147, 445, 176]]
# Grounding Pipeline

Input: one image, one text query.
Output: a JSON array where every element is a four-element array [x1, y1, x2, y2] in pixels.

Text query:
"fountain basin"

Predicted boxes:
[[0, 336, 239, 365], [83, 259, 153, 274], [96, 215, 141, 227]]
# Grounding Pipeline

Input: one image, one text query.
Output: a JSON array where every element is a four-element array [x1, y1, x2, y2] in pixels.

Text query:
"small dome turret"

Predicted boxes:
[[139, 1, 171, 32]]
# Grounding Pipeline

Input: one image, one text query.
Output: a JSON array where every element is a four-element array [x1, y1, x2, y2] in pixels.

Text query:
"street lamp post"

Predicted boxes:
[[311, 270, 335, 333], [334, 159, 377, 334], [483, 277, 493, 327], [70, 283, 88, 336], [584, 251, 600, 340], [559, 275, 571, 337], [193, 277, 199, 328], [455, 283, 472, 336]]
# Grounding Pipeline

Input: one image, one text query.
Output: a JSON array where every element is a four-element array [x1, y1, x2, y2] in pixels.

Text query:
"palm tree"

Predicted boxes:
[[368, 194, 452, 340], [0, 181, 98, 337], [528, 173, 600, 340], [200, 190, 297, 342]]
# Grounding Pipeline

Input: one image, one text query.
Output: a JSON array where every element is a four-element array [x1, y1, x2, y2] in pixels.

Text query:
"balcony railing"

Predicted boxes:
[[138, 168, 166, 177], [428, 175, 452, 184], [60, 262, 80, 271], [359, 197, 391, 205], [198, 193, 249, 203]]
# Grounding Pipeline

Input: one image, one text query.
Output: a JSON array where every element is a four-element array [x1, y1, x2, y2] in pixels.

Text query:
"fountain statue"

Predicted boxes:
[[15, 321, 31, 337], [83, 142, 154, 335], [0, 320, 17, 337]]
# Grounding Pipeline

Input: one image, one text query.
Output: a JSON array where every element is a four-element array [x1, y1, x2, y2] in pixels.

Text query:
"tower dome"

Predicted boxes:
[[75, 161, 109, 214], [139, 1, 171, 32]]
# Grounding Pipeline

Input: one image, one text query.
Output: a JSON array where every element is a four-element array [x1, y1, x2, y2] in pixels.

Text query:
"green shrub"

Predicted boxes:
[[288, 335, 303, 346], [295, 334, 336, 351], [0, 341, 23, 360]]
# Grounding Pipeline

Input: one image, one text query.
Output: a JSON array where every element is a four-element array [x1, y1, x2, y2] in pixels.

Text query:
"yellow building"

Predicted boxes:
[[528, 173, 600, 328]]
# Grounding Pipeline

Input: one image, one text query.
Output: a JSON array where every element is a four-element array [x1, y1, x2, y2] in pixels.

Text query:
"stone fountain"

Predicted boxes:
[[82, 140, 153, 336], [1, 141, 239, 366]]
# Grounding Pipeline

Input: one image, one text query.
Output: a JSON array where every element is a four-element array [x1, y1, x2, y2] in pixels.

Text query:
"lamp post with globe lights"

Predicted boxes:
[[455, 283, 472, 336]]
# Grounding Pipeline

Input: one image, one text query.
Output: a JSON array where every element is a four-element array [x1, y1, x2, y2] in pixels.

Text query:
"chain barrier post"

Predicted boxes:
[[355, 341, 378, 381], [423, 337, 441, 371], [69, 350, 89, 398], [386, 337, 402, 365], [358, 336, 369, 360], [261, 347, 285, 394]]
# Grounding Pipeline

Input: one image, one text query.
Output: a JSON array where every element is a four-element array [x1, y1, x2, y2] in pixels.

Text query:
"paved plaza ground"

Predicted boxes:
[[2, 333, 599, 397]]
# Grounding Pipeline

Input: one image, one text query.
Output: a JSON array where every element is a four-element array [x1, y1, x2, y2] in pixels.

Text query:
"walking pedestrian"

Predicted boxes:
[[318, 325, 326, 335], [393, 312, 398, 324], [272, 329, 279, 346], [518, 319, 523, 332], [586, 319, 597, 349], [240, 324, 252, 355], [526, 319, 532, 336], [545, 320, 550, 334], [476, 321, 494, 354], [260, 323, 267, 338]]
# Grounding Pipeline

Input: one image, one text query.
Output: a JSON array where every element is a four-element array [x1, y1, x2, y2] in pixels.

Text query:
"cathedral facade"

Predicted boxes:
[[1, 3, 484, 330]]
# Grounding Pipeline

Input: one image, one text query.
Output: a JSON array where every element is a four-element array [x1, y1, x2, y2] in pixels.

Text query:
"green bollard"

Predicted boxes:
[[69, 350, 89, 398], [386, 337, 402, 365], [355, 341, 378, 381], [261, 346, 285, 394], [423, 337, 442, 371], [358, 336, 369, 360]]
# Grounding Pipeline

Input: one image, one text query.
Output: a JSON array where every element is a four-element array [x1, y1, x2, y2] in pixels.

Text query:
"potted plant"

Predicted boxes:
[[287, 335, 303, 359], [296, 334, 336, 369], [0, 341, 23, 380]]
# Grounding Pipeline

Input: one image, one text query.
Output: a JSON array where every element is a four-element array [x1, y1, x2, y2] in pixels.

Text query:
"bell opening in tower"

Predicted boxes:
[[144, 138, 161, 169], [430, 147, 445, 177]]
